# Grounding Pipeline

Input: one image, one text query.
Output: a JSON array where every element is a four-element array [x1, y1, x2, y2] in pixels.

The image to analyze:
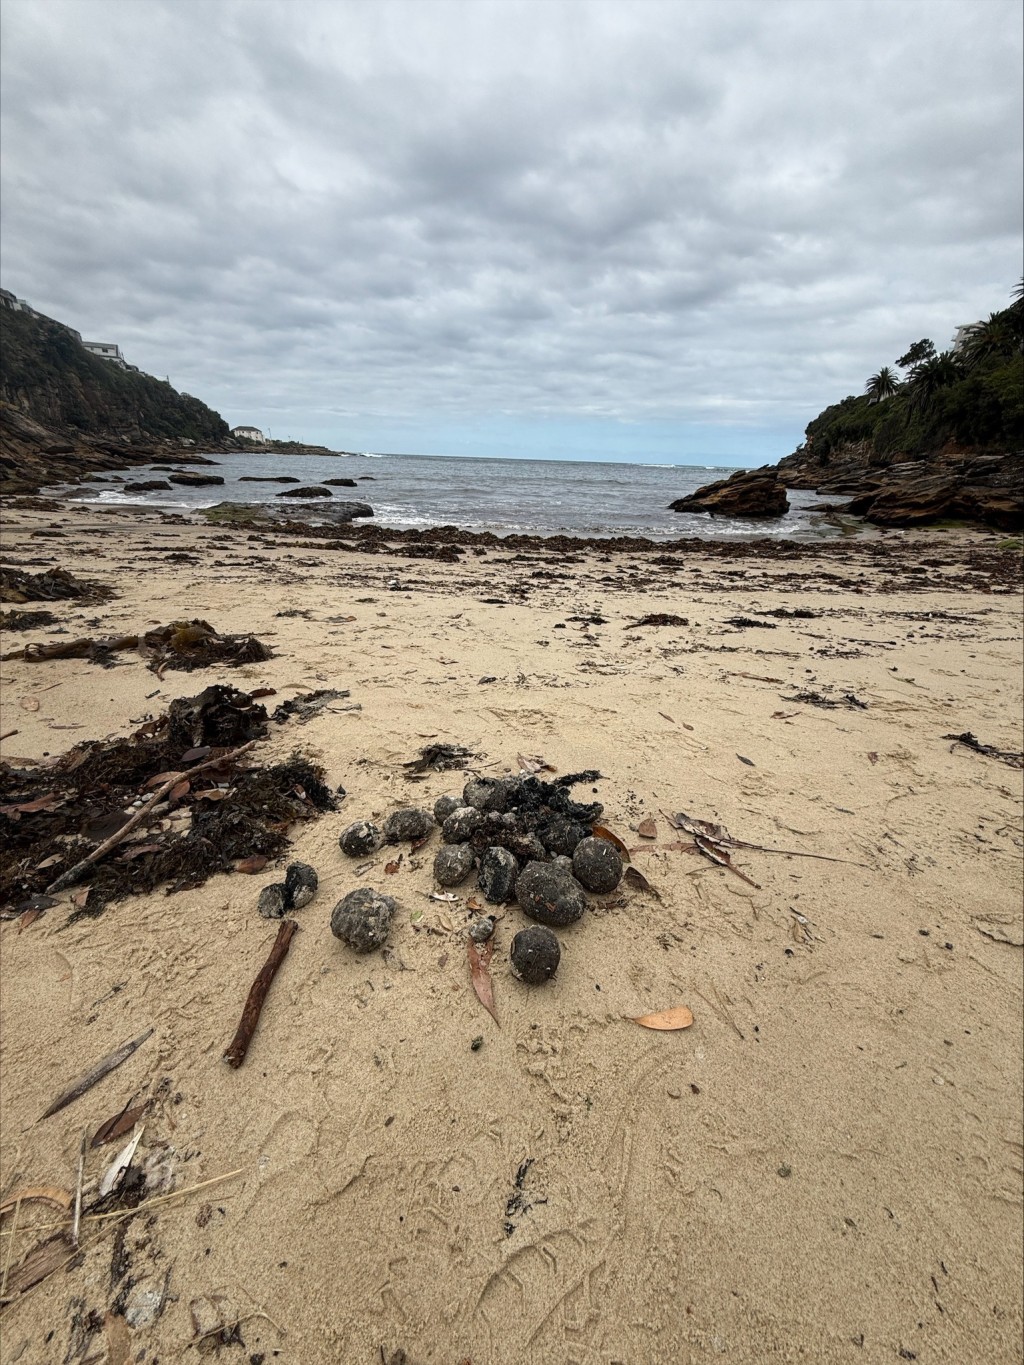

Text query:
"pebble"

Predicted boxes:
[[477, 846, 518, 903], [339, 820, 384, 857], [433, 793, 463, 824], [442, 805, 485, 843], [283, 861, 318, 909], [510, 925, 561, 984], [468, 916, 495, 943], [257, 884, 287, 919], [330, 887, 397, 953], [515, 861, 587, 927], [384, 807, 433, 843], [434, 843, 476, 887], [572, 836, 624, 893]]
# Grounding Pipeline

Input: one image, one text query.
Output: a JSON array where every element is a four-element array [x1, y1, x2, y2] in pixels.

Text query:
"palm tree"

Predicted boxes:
[[960, 311, 1019, 367], [865, 366, 900, 403], [907, 351, 963, 407]]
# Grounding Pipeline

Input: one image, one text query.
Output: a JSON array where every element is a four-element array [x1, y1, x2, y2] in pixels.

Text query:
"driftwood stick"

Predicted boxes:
[[46, 740, 258, 894], [223, 919, 299, 1069]]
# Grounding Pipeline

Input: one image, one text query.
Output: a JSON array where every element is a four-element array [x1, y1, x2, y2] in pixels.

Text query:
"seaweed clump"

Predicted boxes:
[[0, 565, 115, 603], [0, 684, 337, 921]]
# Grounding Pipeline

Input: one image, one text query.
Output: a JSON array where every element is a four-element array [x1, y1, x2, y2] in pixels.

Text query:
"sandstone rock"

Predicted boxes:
[[669, 467, 789, 519]]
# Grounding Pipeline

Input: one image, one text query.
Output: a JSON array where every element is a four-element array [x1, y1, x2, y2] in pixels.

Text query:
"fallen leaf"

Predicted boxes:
[[17, 907, 45, 931], [771, 711, 799, 720], [234, 855, 268, 874], [145, 770, 185, 789], [19, 697, 40, 712], [98, 1126, 144, 1198], [592, 825, 631, 861], [70, 887, 90, 908], [658, 712, 675, 723], [467, 940, 498, 1024], [92, 1101, 148, 1148], [0, 1185, 72, 1218], [631, 1005, 694, 1031], [385, 860, 401, 875], [34, 854, 62, 870], [168, 779, 191, 802], [194, 788, 229, 801], [105, 1311, 131, 1365], [466, 896, 484, 912], [120, 843, 163, 860], [693, 835, 760, 888], [0, 792, 61, 817], [637, 818, 657, 840], [681, 722, 694, 731], [248, 687, 277, 699], [867, 751, 879, 765], [410, 835, 429, 852], [623, 866, 661, 900], [180, 746, 212, 762], [737, 755, 756, 767]]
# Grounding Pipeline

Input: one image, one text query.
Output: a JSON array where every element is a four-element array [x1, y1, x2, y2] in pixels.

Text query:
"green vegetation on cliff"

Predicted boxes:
[[803, 287, 1023, 464], [0, 306, 229, 444]]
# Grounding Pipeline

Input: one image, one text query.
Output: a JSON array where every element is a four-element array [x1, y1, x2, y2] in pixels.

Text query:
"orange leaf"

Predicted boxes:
[[385, 860, 401, 875], [17, 907, 46, 931], [168, 780, 191, 802], [467, 940, 498, 1024], [145, 770, 184, 789], [592, 825, 630, 861], [637, 818, 657, 839], [70, 887, 90, 909], [194, 788, 228, 801], [631, 1005, 694, 1031], [91, 1102, 149, 1148], [234, 855, 268, 874]]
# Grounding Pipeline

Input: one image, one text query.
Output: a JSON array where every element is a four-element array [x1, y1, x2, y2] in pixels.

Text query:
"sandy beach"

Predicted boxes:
[[1, 500, 1022, 1365]]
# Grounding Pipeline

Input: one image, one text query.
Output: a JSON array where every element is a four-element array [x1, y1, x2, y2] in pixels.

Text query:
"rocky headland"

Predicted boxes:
[[672, 286, 1023, 531]]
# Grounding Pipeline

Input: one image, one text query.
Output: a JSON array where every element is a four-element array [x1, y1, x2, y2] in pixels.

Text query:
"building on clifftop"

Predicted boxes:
[[231, 425, 267, 443]]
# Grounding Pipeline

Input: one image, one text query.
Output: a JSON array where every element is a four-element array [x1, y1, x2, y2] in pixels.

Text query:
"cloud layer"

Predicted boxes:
[[2, 0, 1021, 460]]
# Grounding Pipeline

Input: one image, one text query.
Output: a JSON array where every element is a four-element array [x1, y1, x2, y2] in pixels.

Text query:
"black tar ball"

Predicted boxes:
[[510, 925, 561, 985]]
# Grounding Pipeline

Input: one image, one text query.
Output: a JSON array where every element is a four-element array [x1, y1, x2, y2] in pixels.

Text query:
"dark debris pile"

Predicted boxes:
[[0, 565, 115, 604], [0, 684, 336, 920]]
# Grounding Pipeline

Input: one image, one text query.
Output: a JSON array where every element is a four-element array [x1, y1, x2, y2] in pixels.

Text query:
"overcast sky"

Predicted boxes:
[[1, 0, 1021, 463]]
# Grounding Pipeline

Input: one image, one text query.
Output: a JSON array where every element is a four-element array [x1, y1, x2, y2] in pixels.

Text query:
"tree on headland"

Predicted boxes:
[[865, 366, 900, 403], [907, 351, 964, 405], [896, 338, 936, 370]]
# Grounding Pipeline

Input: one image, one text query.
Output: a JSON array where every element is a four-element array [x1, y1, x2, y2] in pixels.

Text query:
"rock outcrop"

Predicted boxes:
[[777, 444, 1022, 531], [669, 466, 789, 519]]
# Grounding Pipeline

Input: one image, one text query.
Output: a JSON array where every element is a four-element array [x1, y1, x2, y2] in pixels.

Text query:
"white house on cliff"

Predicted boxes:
[[231, 425, 267, 443]]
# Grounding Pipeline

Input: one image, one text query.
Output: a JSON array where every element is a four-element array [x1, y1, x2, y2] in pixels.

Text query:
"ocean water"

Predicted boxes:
[[61, 450, 838, 541]]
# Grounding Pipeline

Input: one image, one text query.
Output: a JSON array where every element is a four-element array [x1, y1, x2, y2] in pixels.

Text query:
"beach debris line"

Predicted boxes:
[[631, 1006, 694, 1031], [624, 613, 689, 629], [942, 731, 1024, 769], [223, 918, 300, 1068], [782, 688, 869, 709], [39, 1028, 154, 1121], [0, 608, 57, 631]]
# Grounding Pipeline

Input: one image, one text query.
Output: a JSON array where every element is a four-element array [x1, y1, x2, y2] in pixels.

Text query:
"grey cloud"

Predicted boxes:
[[1, 0, 1020, 456]]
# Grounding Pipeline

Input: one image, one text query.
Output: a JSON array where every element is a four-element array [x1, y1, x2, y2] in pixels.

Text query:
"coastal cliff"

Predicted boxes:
[[0, 301, 231, 491]]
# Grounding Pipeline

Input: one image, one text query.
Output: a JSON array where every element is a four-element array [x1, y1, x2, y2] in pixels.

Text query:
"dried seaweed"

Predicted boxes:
[[0, 609, 57, 631], [943, 731, 1024, 768], [3, 620, 273, 673], [0, 687, 336, 918], [0, 565, 115, 604], [402, 743, 476, 773]]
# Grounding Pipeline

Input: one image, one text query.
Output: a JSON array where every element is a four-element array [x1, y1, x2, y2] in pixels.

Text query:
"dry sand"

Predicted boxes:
[[1, 501, 1022, 1365]]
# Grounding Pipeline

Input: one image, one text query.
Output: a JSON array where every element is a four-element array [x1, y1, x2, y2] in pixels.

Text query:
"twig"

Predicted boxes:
[[0, 730, 18, 742], [223, 920, 299, 1068], [0, 1198, 21, 1300], [71, 1132, 87, 1247], [46, 740, 258, 893], [39, 1028, 153, 1122]]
